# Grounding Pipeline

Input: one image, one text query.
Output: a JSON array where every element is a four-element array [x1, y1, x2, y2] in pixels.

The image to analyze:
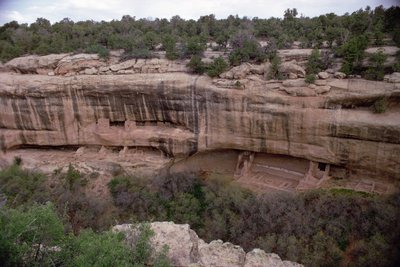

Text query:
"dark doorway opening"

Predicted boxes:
[[318, 162, 327, 171]]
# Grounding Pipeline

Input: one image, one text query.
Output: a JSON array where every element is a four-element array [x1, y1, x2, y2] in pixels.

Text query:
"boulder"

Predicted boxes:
[[164, 61, 189, 73], [84, 67, 98, 75], [36, 68, 51, 75], [133, 59, 146, 72], [277, 49, 313, 62], [318, 71, 330, 79], [365, 46, 400, 56], [250, 62, 271, 75], [220, 63, 252, 79], [110, 59, 137, 72], [55, 54, 105, 75], [198, 240, 245, 267], [99, 66, 110, 72], [279, 61, 306, 78], [384, 72, 400, 83], [5, 54, 68, 73], [75, 147, 85, 156], [244, 249, 302, 267], [325, 68, 335, 74], [38, 54, 70, 69], [284, 87, 317, 97], [334, 72, 346, 79], [149, 222, 198, 266], [282, 79, 307, 87], [314, 79, 327, 86], [315, 85, 331, 94]]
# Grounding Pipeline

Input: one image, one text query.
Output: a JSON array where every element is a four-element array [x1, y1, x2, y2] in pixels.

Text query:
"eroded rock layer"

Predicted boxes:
[[0, 72, 399, 184]]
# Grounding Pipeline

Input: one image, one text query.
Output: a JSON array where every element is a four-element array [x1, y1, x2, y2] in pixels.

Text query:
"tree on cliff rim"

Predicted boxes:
[[338, 35, 368, 75], [187, 55, 206, 74], [306, 48, 323, 75], [207, 56, 229, 77], [228, 32, 266, 66], [365, 50, 387, 81]]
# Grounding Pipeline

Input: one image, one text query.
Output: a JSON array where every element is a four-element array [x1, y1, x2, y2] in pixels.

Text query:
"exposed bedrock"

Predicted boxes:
[[0, 73, 399, 182]]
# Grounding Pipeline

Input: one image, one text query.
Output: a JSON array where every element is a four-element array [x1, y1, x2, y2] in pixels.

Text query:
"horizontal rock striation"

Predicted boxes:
[[0, 65, 400, 183]]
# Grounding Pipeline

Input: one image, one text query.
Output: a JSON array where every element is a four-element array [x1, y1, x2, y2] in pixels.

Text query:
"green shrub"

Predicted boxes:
[[132, 223, 154, 265], [305, 74, 316, 84], [0, 40, 23, 62], [13, 156, 22, 166], [338, 35, 369, 75], [207, 56, 229, 77], [65, 164, 81, 191], [364, 51, 387, 81], [268, 55, 282, 80], [393, 62, 400, 72], [162, 34, 179, 60], [122, 48, 155, 60], [328, 188, 374, 197], [84, 44, 110, 59], [0, 163, 48, 206], [372, 97, 388, 113], [63, 229, 134, 267], [306, 48, 322, 75], [0, 203, 171, 267], [107, 176, 162, 221], [187, 55, 206, 74], [0, 203, 64, 266], [143, 31, 160, 50], [184, 36, 206, 58], [168, 193, 202, 227], [228, 32, 266, 65]]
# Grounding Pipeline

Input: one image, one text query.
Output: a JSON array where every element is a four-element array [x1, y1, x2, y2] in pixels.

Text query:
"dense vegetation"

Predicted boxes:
[[0, 161, 171, 266], [1, 161, 399, 266], [1, 6, 400, 78], [0, 203, 171, 267]]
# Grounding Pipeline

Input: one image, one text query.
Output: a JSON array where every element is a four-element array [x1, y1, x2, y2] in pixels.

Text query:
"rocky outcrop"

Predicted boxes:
[[113, 222, 302, 267], [363, 46, 400, 68], [279, 61, 306, 78], [278, 49, 314, 62], [3, 53, 189, 76], [55, 53, 105, 75], [334, 72, 346, 79], [220, 62, 271, 79], [5, 54, 69, 74], [318, 71, 330, 79], [384, 72, 400, 83]]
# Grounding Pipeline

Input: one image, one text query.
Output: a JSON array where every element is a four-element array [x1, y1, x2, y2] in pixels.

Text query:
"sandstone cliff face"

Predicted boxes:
[[0, 57, 400, 185], [113, 222, 303, 267]]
